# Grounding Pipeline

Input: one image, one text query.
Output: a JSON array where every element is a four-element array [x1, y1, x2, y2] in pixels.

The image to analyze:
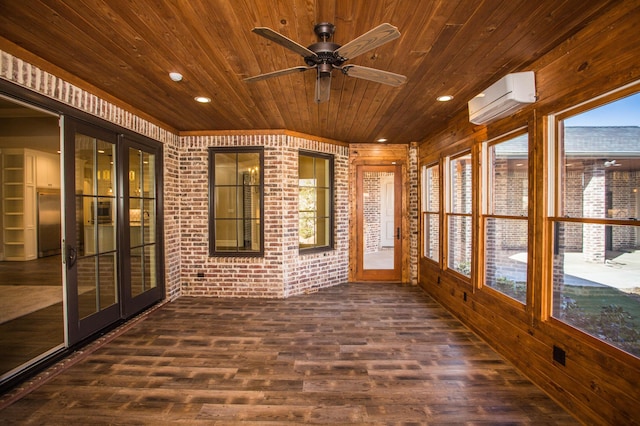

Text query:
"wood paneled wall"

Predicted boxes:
[[417, 2, 640, 425]]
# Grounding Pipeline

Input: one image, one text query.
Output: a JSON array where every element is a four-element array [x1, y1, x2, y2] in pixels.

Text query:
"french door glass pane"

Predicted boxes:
[[143, 199, 156, 244], [130, 198, 142, 247], [130, 247, 144, 297], [77, 257, 97, 319], [142, 152, 155, 198], [128, 148, 157, 298], [145, 245, 157, 291], [98, 253, 118, 310], [363, 171, 395, 270], [75, 134, 117, 320]]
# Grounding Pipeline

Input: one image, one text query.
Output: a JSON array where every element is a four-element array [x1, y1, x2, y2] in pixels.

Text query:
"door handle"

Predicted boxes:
[[396, 227, 400, 240], [66, 245, 77, 268]]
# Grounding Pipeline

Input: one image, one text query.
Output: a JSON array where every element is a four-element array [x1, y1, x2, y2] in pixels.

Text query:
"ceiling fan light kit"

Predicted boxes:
[[245, 22, 407, 103]]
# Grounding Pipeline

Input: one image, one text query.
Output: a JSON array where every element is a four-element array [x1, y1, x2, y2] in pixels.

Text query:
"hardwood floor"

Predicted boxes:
[[0, 283, 578, 424]]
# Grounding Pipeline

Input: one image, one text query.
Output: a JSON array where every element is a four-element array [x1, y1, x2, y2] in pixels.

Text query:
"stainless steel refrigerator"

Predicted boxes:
[[37, 191, 61, 257]]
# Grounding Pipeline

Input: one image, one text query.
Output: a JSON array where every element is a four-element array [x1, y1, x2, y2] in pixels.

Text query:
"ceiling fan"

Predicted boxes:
[[244, 22, 407, 103]]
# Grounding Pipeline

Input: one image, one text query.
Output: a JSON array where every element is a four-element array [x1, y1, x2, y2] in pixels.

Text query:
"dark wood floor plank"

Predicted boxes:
[[0, 283, 578, 424]]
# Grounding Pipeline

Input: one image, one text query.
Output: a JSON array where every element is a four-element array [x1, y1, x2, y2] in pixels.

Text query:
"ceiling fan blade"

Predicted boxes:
[[252, 27, 318, 59], [341, 65, 407, 87], [244, 66, 314, 82], [315, 71, 331, 103], [335, 23, 400, 60]]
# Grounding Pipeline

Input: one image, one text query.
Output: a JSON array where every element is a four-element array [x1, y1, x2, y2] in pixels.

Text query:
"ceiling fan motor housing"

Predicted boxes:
[[305, 22, 345, 71], [305, 42, 344, 68]]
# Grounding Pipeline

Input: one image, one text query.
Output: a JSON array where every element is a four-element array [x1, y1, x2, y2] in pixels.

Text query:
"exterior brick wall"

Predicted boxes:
[[162, 140, 182, 300], [562, 162, 640, 258], [180, 134, 349, 298]]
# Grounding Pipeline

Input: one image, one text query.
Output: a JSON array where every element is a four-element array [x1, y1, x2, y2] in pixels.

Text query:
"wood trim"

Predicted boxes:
[[353, 164, 403, 282], [349, 144, 410, 283]]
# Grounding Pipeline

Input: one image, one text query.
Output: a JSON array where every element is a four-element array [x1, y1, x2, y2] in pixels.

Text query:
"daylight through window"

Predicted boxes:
[[551, 90, 640, 357], [421, 163, 440, 262], [299, 151, 333, 251], [483, 132, 529, 303], [447, 153, 472, 276]]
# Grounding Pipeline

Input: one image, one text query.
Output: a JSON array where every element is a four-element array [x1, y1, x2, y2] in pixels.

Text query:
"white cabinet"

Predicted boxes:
[[1, 149, 37, 261], [36, 152, 61, 189]]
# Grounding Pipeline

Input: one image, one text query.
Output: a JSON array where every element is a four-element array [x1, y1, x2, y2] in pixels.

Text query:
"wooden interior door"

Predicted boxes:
[[355, 165, 402, 281]]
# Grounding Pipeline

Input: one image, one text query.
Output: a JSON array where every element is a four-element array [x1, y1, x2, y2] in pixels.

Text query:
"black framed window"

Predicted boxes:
[[208, 147, 263, 256], [299, 151, 334, 252]]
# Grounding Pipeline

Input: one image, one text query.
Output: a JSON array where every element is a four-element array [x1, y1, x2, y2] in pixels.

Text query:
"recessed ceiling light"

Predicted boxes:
[[169, 72, 183, 82], [195, 96, 212, 103], [437, 95, 453, 102], [376, 138, 388, 143]]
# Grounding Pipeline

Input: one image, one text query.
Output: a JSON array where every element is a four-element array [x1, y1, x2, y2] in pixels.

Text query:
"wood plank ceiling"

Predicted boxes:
[[0, 1, 618, 144]]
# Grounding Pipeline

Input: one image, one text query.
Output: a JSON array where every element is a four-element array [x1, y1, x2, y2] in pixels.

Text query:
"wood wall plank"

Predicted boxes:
[[417, 2, 640, 425]]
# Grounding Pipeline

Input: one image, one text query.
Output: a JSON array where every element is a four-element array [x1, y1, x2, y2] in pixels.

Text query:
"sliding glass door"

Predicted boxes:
[[64, 118, 163, 344], [121, 139, 163, 317], [64, 120, 120, 343]]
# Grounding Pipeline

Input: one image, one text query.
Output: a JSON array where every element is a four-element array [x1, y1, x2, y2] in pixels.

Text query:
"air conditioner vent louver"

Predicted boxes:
[[468, 71, 536, 125]]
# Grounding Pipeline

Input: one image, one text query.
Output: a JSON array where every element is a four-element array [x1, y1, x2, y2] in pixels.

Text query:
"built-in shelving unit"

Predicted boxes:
[[1, 149, 37, 261]]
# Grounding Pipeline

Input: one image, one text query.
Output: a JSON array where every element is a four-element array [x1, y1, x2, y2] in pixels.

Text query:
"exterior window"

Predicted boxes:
[[299, 151, 333, 251], [421, 163, 440, 262], [551, 89, 640, 358], [483, 133, 529, 303], [208, 147, 263, 256], [447, 153, 472, 276]]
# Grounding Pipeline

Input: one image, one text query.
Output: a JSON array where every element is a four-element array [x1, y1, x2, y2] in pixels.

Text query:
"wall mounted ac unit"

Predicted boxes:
[[468, 71, 536, 125]]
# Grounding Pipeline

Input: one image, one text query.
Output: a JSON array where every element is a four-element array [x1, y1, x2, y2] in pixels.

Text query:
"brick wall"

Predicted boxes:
[[180, 134, 349, 298], [409, 144, 419, 284], [362, 172, 386, 253]]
